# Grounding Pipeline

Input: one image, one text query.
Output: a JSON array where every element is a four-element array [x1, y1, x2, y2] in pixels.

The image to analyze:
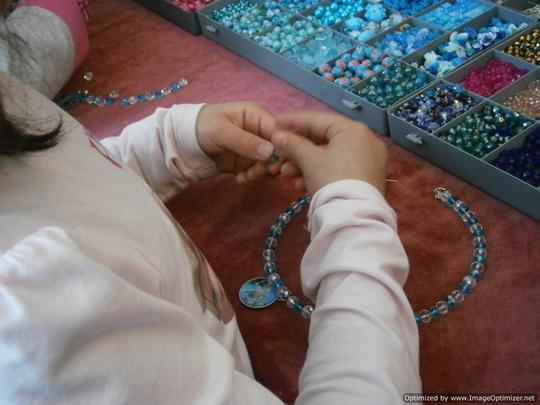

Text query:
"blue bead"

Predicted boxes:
[[137, 95, 146, 103], [298, 196, 309, 207], [120, 98, 130, 106], [264, 262, 276, 275], [446, 195, 457, 207], [415, 313, 422, 326], [468, 269, 482, 280], [271, 279, 284, 290], [446, 295, 457, 309], [466, 216, 478, 225], [458, 204, 469, 215], [458, 281, 472, 296], [155, 91, 164, 99], [474, 255, 486, 264], [285, 207, 295, 217], [293, 302, 304, 314], [429, 306, 441, 320], [170, 82, 182, 92], [105, 97, 114, 105]]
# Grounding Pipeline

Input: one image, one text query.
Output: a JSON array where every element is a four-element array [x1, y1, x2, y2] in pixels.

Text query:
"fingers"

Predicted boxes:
[[233, 102, 277, 142], [221, 121, 275, 162], [271, 130, 318, 169], [280, 161, 301, 178], [275, 111, 369, 144]]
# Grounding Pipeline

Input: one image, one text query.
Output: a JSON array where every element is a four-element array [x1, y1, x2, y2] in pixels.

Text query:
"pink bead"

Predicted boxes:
[[461, 58, 527, 97]]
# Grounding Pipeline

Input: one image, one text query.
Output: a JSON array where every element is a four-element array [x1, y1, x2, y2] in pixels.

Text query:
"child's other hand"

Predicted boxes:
[[271, 111, 387, 195], [196, 102, 281, 186]]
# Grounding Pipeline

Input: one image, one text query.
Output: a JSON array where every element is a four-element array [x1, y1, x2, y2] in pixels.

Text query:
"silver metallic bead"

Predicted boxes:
[[83, 71, 93, 81], [453, 200, 464, 213], [301, 305, 314, 318], [269, 224, 282, 236], [286, 295, 299, 309], [275, 286, 291, 300], [263, 261, 276, 273], [473, 248, 487, 259], [435, 300, 448, 315], [145, 92, 155, 101], [161, 88, 171, 96], [434, 187, 451, 202]]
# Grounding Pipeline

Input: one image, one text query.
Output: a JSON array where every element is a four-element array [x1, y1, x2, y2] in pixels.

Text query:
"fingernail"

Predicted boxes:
[[257, 143, 274, 160]]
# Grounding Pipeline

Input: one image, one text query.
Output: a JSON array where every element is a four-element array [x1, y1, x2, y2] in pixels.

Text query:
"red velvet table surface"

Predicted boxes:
[[63, 1, 540, 402]]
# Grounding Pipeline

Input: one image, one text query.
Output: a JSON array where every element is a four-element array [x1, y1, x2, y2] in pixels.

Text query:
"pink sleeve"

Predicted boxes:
[[19, 0, 89, 70], [295, 180, 421, 404]]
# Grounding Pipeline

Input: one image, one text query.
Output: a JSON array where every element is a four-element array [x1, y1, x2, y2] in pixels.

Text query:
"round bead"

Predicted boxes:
[[286, 295, 300, 309], [267, 273, 281, 285], [436, 300, 449, 315], [276, 286, 292, 300], [419, 309, 431, 324], [262, 249, 275, 261], [301, 305, 314, 318], [451, 289, 465, 303], [264, 261, 276, 274], [265, 237, 278, 249]]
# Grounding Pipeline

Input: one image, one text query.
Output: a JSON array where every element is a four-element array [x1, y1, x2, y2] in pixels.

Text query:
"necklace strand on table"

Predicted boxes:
[[239, 187, 487, 326]]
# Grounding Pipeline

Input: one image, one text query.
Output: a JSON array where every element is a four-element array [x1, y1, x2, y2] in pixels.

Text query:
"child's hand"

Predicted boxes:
[[196, 102, 279, 186], [271, 111, 387, 195]]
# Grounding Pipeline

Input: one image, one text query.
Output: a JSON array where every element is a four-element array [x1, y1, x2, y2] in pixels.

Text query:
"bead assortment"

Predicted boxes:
[[253, 19, 324, 53], [282, 29, 356, 69], [340, 6, 404, 42], [503, 79, 540, 120], [356, 62, 432, 108], [460, 58, 528, 98], [394, 83, 477, 132], [491, 128, 540, 187], [418, 0, 491, 31], [56, 78, 189, 109], [169, 0, 215, 12], [317, 46, 395, 87], [437, 104, 534, 158], [210, 0, 289, 37], [373, 23, 442, 58], [383, 0, 439, 15], [419, 19, 528, 77], [242, 188, 488, 325], [504, 28, 540, 65], [307, 0, 366, 27], [277, 0, 319, 13]]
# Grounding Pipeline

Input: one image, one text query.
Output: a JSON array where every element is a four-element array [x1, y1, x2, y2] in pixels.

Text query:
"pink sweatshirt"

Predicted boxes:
[[0, 77, 421, 404]]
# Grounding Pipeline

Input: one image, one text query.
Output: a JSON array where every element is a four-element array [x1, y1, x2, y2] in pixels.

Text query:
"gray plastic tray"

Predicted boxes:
[[136, 0, 203, 35]]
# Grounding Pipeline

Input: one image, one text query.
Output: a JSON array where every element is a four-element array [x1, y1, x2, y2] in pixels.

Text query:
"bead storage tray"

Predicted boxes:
[[389, 66, 540, 219], [198, 0, 539, 219], [136, 0, 205, 35]]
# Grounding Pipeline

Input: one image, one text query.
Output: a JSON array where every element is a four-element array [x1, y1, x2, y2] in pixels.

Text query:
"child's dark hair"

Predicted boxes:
[[0, 0, 62, 156]]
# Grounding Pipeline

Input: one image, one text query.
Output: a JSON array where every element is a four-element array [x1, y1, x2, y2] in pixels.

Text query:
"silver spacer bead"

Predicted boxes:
[[275, 286, 291, 301], [290, 201, 301, 213]]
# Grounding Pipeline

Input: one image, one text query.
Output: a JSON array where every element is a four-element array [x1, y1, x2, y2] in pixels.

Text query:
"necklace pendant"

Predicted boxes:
[[239, 277, 277, 309]]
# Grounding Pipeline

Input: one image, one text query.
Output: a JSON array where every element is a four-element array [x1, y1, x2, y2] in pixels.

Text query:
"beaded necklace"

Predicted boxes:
[[239, 187, 487, 326]]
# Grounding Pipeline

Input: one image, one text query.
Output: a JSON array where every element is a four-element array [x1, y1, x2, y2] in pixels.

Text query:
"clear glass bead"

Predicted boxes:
[[145, 92, 155, 101], [462, 211, 475, 223], [179, 78, 189, 86], [470, 261, 484, 274], [83, 71, 93, 81], [451, 290, 465, 302], [286, 295, 299, 308], [473, 248, 487, 258], [263, 261, 276, 273], [265, 237, 278, 248], [161, 88, 171, 96], [472, 236, 486, 247], [434, 187, 451, 202], [279, 212, 291, 224], [129, 96, 138, 105], [470, 223, 484, 235], [291, 201, 301, 213], [436, 300, 449, 315], [419, 309, 431, 323], [262, 249, 275, 260], [269, 224, 282, 236], [267, 273, 281, 285], [453, 200, 464, 212], [463, 275, 477, 288]]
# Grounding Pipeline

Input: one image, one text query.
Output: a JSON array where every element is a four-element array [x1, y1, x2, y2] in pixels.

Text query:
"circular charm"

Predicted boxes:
[[239, 277, 277, 309]]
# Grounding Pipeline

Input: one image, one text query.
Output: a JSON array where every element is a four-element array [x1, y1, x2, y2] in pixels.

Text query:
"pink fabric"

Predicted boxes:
[[19, 0, 89, 69]]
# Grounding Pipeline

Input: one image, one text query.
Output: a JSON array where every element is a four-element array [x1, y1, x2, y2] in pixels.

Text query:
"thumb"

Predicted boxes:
[[221, 122, 275, 161], [271, 131, 318, 168]]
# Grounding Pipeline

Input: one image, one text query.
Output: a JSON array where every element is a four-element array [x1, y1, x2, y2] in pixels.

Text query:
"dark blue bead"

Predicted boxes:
[[474, 255, 486, 264], [458, 204, 469, 214], [446, 196, 457, 207], [285, 208, 295, 217], [429, 306, 441, 320], [170, 82, 182, 92], [293, 302, 304, 314], [298, 196, 309, 207], [105, 97, 114, 105], [458, 281, 472, 296], [446, 296, 457, 309], [468, 269, 482, 280], [472, 229, 484, 237], [155, 91, 164, 99], [467, 217, 478, 226], [474, 241, 487, 249]]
